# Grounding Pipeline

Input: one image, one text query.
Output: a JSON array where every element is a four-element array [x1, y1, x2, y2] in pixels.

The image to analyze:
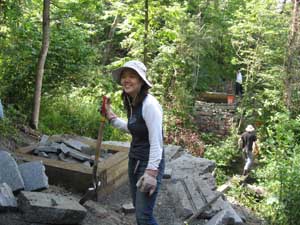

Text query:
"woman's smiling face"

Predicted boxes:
[[120, 69, 144, 97]]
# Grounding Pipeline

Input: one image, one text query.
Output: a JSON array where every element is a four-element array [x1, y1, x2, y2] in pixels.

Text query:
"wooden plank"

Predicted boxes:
[[16, 144, 38, 154], [98, 151, 128, 171], [98, 171, 129, 198], [14, 152, 92, 174], [199, 92, 227, 103], [13, 150, 129, 195], [106, 159, 128, 184]]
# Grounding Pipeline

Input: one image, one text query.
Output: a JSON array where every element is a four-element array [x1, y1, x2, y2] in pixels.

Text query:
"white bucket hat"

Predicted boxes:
[[245, 124, 255, 132], [111, 60, 152, 88]]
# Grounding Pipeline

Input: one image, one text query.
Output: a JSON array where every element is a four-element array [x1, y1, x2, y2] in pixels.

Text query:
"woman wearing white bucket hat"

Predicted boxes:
[[106, 60, 164, 225], [238, 124, 257, 175]]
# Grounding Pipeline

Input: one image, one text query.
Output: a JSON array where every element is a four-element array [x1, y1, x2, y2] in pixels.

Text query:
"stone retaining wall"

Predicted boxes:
[[194, 101, 236, 136]]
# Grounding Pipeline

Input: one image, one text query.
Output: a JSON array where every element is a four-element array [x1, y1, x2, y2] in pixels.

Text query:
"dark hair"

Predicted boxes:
[[121, 84, 150, 115]]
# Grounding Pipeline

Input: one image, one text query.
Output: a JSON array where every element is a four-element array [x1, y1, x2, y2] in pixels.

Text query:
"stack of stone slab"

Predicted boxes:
[[30, 135, 113, 167], [163, 145, 244, 225], [0, 150, 87, 224], [194, 100, 236, 136]]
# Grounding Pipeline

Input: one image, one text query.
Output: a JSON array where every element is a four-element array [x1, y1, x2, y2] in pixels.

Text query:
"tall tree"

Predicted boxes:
[[103, 14, 119, 65], [31, 0, 50, 129], [144, 0, 149, 65], [285, 0, 300, 110]]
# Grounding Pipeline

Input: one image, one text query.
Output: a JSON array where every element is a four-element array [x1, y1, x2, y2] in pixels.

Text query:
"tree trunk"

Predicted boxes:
[[144, 0, 149, 66], [285, 0, 299, 110], [31, 0, 50, 129], [103, 15, 119, 65]]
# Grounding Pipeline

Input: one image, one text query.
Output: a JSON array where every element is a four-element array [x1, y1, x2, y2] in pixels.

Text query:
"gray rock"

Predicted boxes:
[[0, 150, 24, 192], [0, 183, 17, 211], [122, 202, 135, 214], [35, 145, 58, 153], [37, 151, 49, 158], [168, 153, 216, 178], [18, 161, 49, 191], [63, 139, 90, 151], [205, 209, 229, 225], [49, 142, 62, 150], [205, 207, 244, 225], [163, 168, 172, 179], [39, 135, 50, 145], [18, 191, 87, 224], [68, 149, 92, 162], [164, 145, 184, 162], [60, 143, 71, 154]]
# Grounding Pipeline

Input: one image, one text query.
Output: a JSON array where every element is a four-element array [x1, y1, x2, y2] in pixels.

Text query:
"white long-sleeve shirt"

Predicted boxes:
[[110, 94, 163, 170], [236, 71, 243, 84]]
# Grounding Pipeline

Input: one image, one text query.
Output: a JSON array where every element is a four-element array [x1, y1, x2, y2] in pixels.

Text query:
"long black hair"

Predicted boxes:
[[121, 84, 150, 116]]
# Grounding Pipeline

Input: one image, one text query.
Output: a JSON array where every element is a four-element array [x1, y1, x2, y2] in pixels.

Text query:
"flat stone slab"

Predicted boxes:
[[34, 145, 58, 153], [39, 135, 50, 145], [18, 161, 49, 191], [168, 152, 216, 177], [0, 183, 18, 211], [63, 139, 90, 151], [0, 150, 25, 192], [18, 191, 87, 224]]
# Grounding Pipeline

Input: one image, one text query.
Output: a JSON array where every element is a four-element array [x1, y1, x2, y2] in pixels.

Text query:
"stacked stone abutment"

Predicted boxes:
[[195, 101, 236, 136]]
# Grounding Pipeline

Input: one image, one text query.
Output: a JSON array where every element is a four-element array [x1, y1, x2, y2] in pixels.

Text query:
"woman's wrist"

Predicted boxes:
[[145, 169, 158, 178], [106, 111, 117, 121]]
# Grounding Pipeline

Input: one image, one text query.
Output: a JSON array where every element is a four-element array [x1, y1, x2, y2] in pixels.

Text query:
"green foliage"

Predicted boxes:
[[39, 87, 129, 142], [254, 115, 300, 225], [0, 105, 26, 141], [0, 0, 98, 113], [0, 117, 18, 139], [204, 130, 241, 184]]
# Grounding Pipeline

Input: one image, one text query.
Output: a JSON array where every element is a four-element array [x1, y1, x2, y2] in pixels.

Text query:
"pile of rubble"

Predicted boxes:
[[0, 150, 87, 225], [160, 145, 244, 225], [0, 135, 248, 225], [29, 135, 113, 167]]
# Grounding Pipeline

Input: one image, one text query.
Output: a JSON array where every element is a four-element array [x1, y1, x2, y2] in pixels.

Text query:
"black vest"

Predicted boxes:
[[127, 102, 150, 161]]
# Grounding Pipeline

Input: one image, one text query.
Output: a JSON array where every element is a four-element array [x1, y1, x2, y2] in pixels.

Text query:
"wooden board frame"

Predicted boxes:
[[14, 140, 129, 196]]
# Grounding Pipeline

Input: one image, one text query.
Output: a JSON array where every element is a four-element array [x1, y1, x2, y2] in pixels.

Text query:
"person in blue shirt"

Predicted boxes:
[[105, 60, 164, 225]]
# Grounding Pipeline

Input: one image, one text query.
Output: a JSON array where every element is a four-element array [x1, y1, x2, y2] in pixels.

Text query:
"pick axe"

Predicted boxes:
[[79, 96, 109, 205]]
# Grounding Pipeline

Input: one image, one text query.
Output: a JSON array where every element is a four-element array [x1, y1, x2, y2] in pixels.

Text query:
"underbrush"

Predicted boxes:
[[39, 89, 129, 142], [164, 113, 205, 157], [204, 129, 241, 184], [0, 106, 25, 141]]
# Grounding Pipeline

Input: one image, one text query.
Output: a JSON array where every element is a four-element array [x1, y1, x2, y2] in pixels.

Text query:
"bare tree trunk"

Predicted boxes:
[[144, 0, 149, 66], [31, 0, 50, 129], [103, 15, 119, 65], [285, 0, 299, 109]]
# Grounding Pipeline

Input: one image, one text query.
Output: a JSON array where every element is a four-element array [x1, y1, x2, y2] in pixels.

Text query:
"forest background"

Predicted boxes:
[[1, 0, 300, 224]]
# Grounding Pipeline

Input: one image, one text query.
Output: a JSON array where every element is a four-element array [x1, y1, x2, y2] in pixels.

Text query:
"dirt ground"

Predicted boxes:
[[0, 130, 266, 225]]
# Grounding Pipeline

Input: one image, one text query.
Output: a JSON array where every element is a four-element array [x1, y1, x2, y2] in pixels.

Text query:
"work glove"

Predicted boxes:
[[136, 169, 158, 196]]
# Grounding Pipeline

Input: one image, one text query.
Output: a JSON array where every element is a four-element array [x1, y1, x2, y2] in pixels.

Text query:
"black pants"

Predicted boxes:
[[235, 82, 243, 96]]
